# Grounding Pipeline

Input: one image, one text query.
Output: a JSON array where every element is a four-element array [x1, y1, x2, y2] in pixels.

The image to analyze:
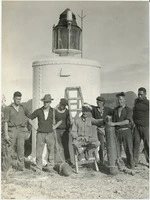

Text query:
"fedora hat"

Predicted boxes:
[[41, 94, 54, 102]]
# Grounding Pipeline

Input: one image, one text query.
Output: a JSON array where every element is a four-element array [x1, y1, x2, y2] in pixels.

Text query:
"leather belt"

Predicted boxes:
[[9, 125, 25, 128], [118, 128, 129, 131]]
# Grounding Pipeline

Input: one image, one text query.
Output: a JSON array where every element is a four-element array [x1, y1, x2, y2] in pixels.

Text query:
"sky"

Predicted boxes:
[[1, 1, 149, 105]]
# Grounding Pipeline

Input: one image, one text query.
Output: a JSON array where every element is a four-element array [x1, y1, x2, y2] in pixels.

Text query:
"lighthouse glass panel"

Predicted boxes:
[[70, 27, 81, 50], [58, 28, 68, 49], [53, 26, 81, 52]]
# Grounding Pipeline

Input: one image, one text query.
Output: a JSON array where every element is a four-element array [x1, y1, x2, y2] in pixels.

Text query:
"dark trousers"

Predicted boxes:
[[61, 129, 71, 161], [1, 134, 11, 172], [8, 127, 26, 169], [116, 128, 134, 168], [36, 132, 55, 170], [133, 125, 149, 164], [55, 129, 65, 163], [97, 128, 105, 163], [55, 129, 71, 163]]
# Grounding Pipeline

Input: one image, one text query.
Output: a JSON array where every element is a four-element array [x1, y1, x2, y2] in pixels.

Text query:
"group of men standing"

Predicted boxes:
[[2, 92, 72, 174], [2, 86, 149, 176], [92, 87, 149, 169]]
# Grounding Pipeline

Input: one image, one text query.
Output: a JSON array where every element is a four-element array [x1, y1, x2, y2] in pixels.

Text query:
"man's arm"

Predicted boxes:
[[91, 118, 104, 126], [28, 109, 38, 120], [109, 120, 130, 127], [4, 122, 10, 144], [27, 110, 39, 130], [3, 107, 10, 143], [132, 99, 137, 123], [22, 105, 31, 118], [109, 107, 133, 127]]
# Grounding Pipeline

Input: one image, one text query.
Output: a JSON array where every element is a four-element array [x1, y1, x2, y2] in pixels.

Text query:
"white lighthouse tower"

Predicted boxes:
[[30, 8, 101, 161]]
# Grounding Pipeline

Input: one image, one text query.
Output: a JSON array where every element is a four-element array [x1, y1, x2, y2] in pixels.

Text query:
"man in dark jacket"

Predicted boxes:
[[29, 94, 55, 173], [55, 98, 72, 165], [108, 92, 134, 169], [91, 96, 113, 164], [133, 87, 149, 166]]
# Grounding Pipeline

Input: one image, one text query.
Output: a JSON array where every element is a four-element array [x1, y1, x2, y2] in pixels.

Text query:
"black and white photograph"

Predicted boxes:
[[1, 0, 149, 199]]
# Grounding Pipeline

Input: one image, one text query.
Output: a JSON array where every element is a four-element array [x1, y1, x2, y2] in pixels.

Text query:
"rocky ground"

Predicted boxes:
[[1, 150, 149, 199]]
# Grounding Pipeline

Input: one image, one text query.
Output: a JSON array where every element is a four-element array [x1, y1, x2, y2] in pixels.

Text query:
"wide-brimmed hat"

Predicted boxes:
[[96, 96, 105, 103], [41, 94, 54, 102], [60, 98, 68, 106]]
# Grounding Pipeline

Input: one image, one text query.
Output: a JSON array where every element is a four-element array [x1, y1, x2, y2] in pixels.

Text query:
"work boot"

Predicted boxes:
[[30, 164, 43, 175], [44, 164, 55, 173], [17, 166, 24, 171], [35, 168, 43, 175]]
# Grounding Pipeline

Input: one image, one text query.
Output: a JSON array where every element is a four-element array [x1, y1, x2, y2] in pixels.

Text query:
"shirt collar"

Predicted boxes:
[[56, 105, 66, 113], [41, 106, 52, 111], [11, 103, 20, 112], [117, 104, 127, 109]]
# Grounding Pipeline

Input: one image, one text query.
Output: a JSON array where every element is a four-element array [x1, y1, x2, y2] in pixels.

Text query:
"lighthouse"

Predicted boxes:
[[30, 8, 101, 161]]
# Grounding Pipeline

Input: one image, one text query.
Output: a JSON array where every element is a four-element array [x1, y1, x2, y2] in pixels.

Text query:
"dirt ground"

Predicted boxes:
[[1, 150, 149, 200]]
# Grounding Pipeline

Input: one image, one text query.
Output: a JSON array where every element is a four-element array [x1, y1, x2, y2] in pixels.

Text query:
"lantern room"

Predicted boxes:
[[52, 8, 82, 56]]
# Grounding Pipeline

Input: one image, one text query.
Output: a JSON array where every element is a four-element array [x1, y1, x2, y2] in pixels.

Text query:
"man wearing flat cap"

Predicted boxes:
[[71, 104, 101, 161], [108, 92, 134, 169], [90, 96, 113, 164], [28, 94, 55, 173], [54, 98, 72, 166]]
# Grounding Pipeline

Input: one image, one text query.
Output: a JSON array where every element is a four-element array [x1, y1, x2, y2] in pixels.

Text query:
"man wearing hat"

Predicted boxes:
[[90, 96, 113, 164], [71, 104, 101, 160], [29, 94, 55, 172], [3, 91, 30, 171], [108, 92, 134, 169], [55, 98, 72, 165]]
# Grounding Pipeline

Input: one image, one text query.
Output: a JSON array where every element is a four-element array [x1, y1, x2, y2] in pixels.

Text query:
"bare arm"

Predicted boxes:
[[4, 122, 10, 144], [108, 120, 129, 127]]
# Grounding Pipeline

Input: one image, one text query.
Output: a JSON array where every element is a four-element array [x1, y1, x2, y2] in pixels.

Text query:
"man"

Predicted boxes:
[[4, 91, 30, 171], [108, 92, 134, 169], [55, 98, 72, 165], [71, 104, 100, 161], [91, 96, 113, 164], [29, 94, 55, 173], [133, 87, 149, 166]]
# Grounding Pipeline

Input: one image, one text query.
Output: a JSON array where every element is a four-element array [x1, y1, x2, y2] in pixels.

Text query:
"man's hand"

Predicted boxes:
[[77, 136, 89, 142], [53, 120, 62, 130], [107, 122, 116, 127]]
